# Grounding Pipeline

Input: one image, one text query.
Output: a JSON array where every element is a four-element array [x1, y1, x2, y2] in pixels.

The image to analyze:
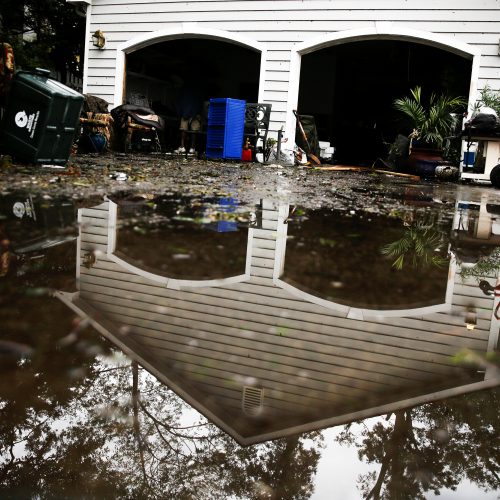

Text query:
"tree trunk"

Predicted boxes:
[[272, 435, 300, 500], [367, 411, 413, 499], [132, 361, 148, 486]]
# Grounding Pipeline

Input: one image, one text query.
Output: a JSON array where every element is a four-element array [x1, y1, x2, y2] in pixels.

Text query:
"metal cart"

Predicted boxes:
[[460, 130, 500, 187]]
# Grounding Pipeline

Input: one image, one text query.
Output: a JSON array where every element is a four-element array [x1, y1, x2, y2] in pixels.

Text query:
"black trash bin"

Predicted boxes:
[[0, 68, 83, 165]]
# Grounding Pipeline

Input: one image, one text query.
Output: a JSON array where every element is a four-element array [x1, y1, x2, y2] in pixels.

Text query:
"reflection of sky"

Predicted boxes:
[[311, 424, 497, 500], [312, 426, 372, 500], [170, 405, 499, 498]]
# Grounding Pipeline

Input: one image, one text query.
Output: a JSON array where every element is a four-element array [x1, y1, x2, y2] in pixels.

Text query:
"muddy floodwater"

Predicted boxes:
[[0, 156, 499, 499]]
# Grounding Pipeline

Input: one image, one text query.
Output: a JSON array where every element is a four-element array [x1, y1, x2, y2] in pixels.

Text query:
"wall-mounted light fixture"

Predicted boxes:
[[83, 251, 97, 269], [92, 30, 106, 49], [465, 308, 477, 331]]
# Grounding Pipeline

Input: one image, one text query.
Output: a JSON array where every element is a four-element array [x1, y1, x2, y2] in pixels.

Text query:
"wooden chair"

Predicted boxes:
[[125, 117, 161, 153], [110, 104, 164, 153], [244, 103, 272, 160]]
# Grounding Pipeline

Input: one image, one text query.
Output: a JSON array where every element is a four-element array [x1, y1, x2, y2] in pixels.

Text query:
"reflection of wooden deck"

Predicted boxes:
[[66, 200, 500, 444]]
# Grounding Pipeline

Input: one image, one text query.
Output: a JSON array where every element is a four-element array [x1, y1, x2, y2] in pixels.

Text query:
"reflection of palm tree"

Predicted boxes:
[[381, 220, 448, 271]]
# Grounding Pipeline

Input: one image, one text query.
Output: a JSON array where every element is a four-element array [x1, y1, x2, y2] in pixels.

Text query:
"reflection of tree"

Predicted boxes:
[[228, 434, 323, 500], [336, 389, 500, 499], [0, 325, 323, 499], [0, 319, 127, 497], [381, 217, 448, 271], [460, 248, 500, 282]]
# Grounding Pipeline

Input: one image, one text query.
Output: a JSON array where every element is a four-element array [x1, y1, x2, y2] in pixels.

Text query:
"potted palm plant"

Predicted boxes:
[[393, 86, 466, 174]]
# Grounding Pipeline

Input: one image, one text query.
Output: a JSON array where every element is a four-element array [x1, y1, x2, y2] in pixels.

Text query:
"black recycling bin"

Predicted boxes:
[[0, 68, 84, 164]]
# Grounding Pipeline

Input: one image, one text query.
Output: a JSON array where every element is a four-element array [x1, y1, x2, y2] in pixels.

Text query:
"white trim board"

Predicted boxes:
[[82, 2, 92, 94]]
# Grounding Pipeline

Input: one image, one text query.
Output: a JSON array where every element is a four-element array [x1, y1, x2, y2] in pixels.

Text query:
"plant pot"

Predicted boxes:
[[406, 147, 443, 172], [415, 159, 440, 177]]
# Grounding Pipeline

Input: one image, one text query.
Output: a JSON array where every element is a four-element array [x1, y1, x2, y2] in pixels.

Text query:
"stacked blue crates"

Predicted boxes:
[[206, 98, 246, 160]]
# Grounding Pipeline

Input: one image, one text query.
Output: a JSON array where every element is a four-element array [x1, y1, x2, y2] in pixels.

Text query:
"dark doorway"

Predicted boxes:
[[298, 40, 472, 166], [125, 38, 261, 150]]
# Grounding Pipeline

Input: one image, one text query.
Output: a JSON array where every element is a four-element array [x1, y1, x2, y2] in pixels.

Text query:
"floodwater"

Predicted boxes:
[[1, 176, 499, 499]]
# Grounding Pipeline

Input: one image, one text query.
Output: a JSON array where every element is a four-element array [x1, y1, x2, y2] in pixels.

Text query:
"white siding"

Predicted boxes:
[[83, 0, 500, 133]]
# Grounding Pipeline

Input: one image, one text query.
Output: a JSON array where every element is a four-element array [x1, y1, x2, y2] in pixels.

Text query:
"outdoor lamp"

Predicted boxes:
[[92, 30, 106, 49], [465, 308, 477, 331], [83, 251, 96, 269]]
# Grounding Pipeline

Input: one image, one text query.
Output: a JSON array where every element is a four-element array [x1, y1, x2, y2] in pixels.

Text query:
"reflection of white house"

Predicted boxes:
[[67, 0, 500, 143], [57, 199, 500, 445], [453, 194, 500, 262]]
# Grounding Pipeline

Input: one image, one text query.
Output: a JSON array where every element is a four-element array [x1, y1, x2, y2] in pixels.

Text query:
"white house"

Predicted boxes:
[[66, 0, 500, 161]]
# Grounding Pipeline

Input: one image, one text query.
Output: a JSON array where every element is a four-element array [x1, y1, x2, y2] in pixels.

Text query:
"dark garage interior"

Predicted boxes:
[[297, 40, 472, 166], [125, 38, 261, 151]]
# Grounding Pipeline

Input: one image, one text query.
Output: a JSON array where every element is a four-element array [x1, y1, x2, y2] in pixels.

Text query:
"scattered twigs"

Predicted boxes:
[[309, 164, 420, 181]]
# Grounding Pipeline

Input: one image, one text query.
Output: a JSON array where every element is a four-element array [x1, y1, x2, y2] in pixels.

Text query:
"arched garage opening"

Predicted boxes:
[[298, 41, 471, 165], [114, 29, 264, 152], [288, 29, 480, 167]]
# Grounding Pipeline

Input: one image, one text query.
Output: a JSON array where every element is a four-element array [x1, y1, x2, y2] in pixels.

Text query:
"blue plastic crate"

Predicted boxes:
[[206, 126, 224, 147], [207, 220, 238, 232], [463, 151, 475, 167], [206, 98, 246, 160], [208, 103, 227, 125]]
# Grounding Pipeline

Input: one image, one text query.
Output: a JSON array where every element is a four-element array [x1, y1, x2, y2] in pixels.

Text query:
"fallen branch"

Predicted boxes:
[[309, 164, 420, 181]]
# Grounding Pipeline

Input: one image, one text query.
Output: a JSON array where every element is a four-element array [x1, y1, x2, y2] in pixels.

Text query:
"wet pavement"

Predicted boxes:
[[0, 154, 499, 499]]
